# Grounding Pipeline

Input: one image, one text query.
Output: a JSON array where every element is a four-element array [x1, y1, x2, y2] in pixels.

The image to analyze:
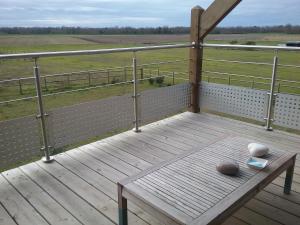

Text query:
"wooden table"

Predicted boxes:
[[118, 136, 296, 225]]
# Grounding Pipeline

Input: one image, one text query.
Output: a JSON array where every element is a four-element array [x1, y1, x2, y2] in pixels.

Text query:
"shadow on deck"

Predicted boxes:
[[1, 112, 300, 225]]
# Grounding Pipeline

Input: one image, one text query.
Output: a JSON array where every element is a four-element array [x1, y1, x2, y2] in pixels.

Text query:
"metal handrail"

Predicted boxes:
[[0, 43, 193, 60], [201, 43, 300, 51]]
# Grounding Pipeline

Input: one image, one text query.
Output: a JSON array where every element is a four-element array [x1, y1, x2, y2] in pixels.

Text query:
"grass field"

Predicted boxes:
[[0, 33, 300, 121]]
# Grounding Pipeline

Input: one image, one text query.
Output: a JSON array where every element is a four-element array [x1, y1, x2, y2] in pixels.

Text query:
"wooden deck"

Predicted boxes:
[[1, 112, 300, 225]]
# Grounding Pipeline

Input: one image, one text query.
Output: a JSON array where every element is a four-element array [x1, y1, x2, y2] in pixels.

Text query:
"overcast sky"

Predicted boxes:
[[0, 0, 299, 27]]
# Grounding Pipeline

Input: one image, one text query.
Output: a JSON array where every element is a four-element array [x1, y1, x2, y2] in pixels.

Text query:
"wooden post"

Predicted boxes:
[[140, 68, 144, 80], [107, 70, 110, 84], [44, 77, 48, 90], [124, 67, 127, 82], [188, 6, 204, 113], [18, 79, 23, 95], [172, 72, 175, 85], [88, 72, 91, 86]]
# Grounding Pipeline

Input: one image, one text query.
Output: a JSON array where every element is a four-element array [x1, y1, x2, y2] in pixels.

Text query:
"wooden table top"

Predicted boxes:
[[119, 136, 297, 225]]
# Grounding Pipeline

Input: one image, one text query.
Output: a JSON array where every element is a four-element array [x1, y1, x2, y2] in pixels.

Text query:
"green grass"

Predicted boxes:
[[0, 34, 300, 121]]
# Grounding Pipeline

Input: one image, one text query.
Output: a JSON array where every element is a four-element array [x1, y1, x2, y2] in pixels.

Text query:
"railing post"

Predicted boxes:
[[140, 68, 144, 80], [124, 67, 127, 82], [18, 79, 23, 95], [172, 72, 175, 85], [33, 58, 53, 163], [88, 72, 91, 86], [107, 69, 110, 84], [188, 6, 204, 113], [44, 77, 48, 90], [132, 52, 141, 133], [265, 51, 278, 131]]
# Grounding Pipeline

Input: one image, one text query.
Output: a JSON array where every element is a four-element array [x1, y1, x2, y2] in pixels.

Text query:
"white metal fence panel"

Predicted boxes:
[[48, 94, 134, 148], [274, 93, 300, 130], [0, 115, 41, 169], [141, 83, 190, 124], [200, 82, 268, 122]]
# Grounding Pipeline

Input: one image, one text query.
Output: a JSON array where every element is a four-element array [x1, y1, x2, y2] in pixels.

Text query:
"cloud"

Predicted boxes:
[[0, 0, 299, 27]]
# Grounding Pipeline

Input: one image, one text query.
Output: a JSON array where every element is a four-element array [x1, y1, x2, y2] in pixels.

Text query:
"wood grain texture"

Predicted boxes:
[[0, 112, 299, 225]]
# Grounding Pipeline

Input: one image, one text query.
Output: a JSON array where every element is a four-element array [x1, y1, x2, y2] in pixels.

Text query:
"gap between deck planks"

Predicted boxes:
[[0, 112, 299, 225]]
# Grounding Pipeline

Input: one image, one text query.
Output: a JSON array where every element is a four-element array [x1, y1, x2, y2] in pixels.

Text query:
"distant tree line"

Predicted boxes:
[[0, 25, 299, 35]]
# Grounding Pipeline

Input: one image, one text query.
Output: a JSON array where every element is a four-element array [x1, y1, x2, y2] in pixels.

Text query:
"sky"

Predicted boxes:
[[0, 0, 299, 27]]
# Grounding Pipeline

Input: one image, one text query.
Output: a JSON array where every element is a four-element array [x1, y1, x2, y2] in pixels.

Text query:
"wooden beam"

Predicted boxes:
[[188, 6, 204, 113], [199, 0, 242, 38]]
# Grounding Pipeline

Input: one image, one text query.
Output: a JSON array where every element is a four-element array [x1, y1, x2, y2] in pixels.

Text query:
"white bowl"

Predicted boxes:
[[246, 157, 268, 170]]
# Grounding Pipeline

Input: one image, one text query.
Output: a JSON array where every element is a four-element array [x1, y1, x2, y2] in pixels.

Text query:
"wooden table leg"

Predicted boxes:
[[118, 183, 128, 225], [284, 156, 296, 194]]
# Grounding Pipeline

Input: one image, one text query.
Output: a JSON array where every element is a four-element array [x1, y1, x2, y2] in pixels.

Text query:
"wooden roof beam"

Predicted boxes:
[[200, 0, 242, 39]]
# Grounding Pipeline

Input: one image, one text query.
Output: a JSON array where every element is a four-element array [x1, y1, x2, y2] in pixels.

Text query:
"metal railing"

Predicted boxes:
[[0, 43, 192, 162], [0, 42, 300, 164], [202, 43, 300, 131]]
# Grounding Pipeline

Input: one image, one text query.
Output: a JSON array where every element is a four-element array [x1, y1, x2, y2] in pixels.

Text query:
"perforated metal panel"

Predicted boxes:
[[274, 93, 300, 130], [0, 116, 41, 169], [141, 83, 190, 124], [200, 82, 268, 122], [48, 94, 134, 148]]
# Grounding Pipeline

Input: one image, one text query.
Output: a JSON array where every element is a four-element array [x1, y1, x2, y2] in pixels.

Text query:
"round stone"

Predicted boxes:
[[248, 143, 269, 157], [216, 160, 239, 176]]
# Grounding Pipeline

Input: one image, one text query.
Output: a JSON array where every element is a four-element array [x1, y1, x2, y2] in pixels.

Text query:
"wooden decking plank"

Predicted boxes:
[[139, 128, 195, 151], [221, 216, 250, 225], [272, 176, 300, 193], [90, 141, 152, 170], [54, 153, 116, 199], [21, 162, 114, 225], [54, 153, 163, 225], [161, 114, 226, 136], [189, 113, 300, 152], [0, 202, 17, 225], [245, 198, 300, 225], [124, 131, 185, 155], [124, 183, 193, 224], [144, 124, 209, 147], [66, 148, 127, 183], [78, 145, 141, 176], [0, 174, 49, 225], [280, 171, 300, 182], [117, 132, 175, 160], [141, 124, 202, 148], [103, 135, 164, 164], [255, 190, 300, 217], [264, 183, 300, 205], [53, 153, 157, 225], [234, 207, 282, 225], [2, 168, 82, 225], [36, 160, 148, 225], [173, 114, 227, 137], [175, 113, 233, 136], [151, 118, 220, 142]]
